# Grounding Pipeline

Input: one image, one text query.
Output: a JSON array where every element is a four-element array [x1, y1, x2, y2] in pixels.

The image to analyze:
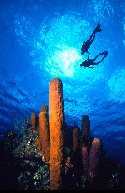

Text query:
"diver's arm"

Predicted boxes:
[[80, 63, 83, 67], [88, 66, 94, 69]]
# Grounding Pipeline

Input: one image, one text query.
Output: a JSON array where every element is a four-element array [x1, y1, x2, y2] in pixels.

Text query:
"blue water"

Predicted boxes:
[[0, 0, 125, 165]]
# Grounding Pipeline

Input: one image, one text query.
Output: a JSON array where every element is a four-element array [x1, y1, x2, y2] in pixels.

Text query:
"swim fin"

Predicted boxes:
[[93, 23, 102, 33]]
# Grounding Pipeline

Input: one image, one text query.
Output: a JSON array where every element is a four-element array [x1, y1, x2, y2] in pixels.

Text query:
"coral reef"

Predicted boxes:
[[0, 78, 125, 190]]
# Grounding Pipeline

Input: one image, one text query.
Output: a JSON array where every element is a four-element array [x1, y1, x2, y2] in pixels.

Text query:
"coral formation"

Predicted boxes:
[[81, 142, 89, 178], [30, 113, 37, 130], [39, 105, 50, 162], [73, 128, 79, 152], [88, 138, 101, 181], [1, 78, 125, 190], [49, 78, 65, 190], [81, 115, 90, 136]]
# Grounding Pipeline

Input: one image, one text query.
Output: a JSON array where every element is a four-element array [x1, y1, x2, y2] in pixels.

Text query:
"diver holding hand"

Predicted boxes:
[[81, 23, 102, 55]]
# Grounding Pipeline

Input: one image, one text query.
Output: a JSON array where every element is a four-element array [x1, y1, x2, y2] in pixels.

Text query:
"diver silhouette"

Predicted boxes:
[[81, 23, 102, 55], [80, 51, 108, 68]]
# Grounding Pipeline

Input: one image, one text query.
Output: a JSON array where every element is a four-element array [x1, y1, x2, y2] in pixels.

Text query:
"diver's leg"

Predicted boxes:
[[93, 50, 108, 63], [88, 32, 96, 44], [88, 24, 102, 46], [94, 54, 107, 65], [93, 54, 100, 61], [91, 62, 98, 65], [97, 54, 107, 64], [99, 51, 108, 56], [90, 54, 103, 65], [89, 24, 102, 44]]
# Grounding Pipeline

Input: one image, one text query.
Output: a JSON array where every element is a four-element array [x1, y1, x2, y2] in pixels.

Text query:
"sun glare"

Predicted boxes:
[[48, 48, 82, 77]]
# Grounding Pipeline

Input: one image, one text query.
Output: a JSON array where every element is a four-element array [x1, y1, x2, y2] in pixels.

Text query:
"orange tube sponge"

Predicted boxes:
[[81, 142, 89, 178], [30, 112, 37, 130], [73, 128, 79, 152], [41, 105, 48, 112], [39, 105, 50, 162], [88, 138, 101, 181], [35, 137, 41, 151], [81, 115, 90, 135], [49, 78, 64, 190]]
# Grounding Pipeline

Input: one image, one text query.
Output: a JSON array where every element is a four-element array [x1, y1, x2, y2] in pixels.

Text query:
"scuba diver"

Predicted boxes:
[[80, 51, 108, 68], [81, 23, 102, 55]]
